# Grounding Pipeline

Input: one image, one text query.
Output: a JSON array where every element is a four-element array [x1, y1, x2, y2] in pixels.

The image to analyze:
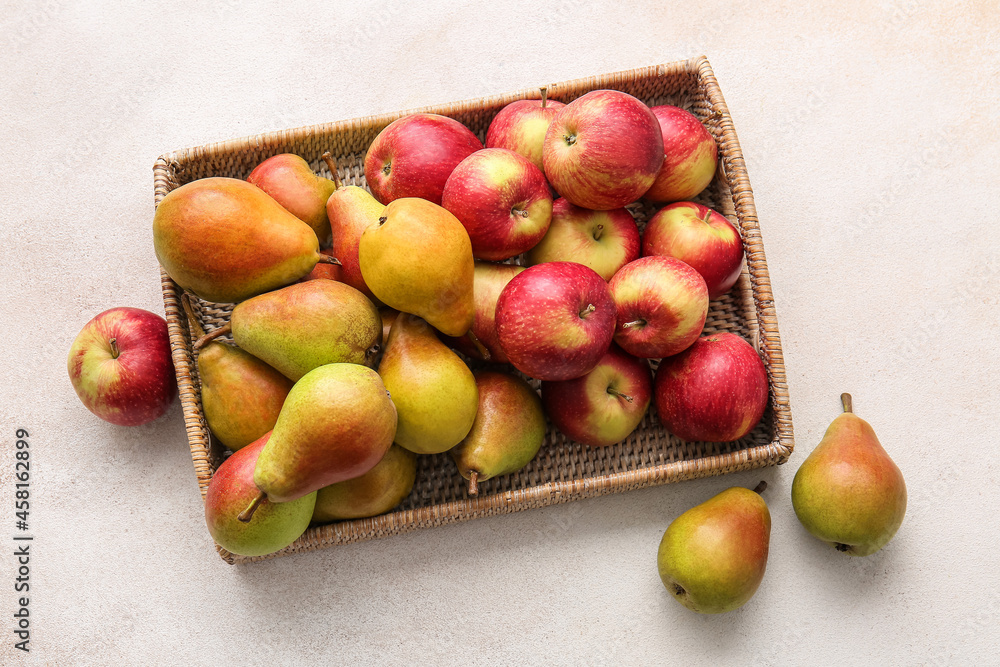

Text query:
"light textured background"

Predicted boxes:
[[1, 1, 998, 665]]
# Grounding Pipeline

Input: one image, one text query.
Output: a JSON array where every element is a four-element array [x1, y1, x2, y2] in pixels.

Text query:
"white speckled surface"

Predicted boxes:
[[1, 1, 998, 664]]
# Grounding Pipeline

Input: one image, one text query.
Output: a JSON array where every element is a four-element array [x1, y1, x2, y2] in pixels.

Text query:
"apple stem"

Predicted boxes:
[[194, 322, 232, 351], [540, 86, 548, 108], [593, 223, 604, 241], [180, 293, 206, 339], [841, 393, 853, 413], [607, 387, 634, 403], [621, 319, 645, 330], [467, 330, 491, 361], [579, 303, 596, 318], [237, 490, 266, 523], [109, 337, 120, 359], [321, 152, 342, 190], [469, 471, 479, 496], [753, 481, 767, 494], [702, 209, 714, 224], [317, 254, 342, 266]]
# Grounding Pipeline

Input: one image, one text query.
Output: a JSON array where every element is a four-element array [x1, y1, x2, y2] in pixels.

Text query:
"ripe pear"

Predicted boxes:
[[312, 444, 417, 522], [153, 177, 337, 302], [245, 364, 397, 513], [247, 153, 337, 245], [791, 394, 906, 556], [657, 483, 771, 614], [200, 280, 382, 382], [183, 295, 291, 451], [378, 314, 478, 454], [450, 371, 547, 495], [204, 432, 316, 557], [359, 197, 475, 337], [322, 153, 383, 301]]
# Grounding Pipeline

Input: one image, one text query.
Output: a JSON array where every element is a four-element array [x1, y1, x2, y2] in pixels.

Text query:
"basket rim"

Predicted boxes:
[[154, 55, 793, 565]]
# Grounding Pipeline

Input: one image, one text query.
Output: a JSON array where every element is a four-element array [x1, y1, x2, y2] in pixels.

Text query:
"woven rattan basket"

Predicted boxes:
[[155, 55, 792, 564]]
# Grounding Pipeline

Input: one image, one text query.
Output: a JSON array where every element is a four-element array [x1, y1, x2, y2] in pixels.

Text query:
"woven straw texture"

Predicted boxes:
[[154, 56, 793, 565]]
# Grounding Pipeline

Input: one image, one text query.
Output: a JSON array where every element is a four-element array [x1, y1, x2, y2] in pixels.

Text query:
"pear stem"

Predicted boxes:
[[621, 319, 645, 330], [194, 322, 231, 351], [109, 338, 120, 359], [753, 481, 767, 494], [607, 387, 634, 403], [593, 223, 604, 241], [579, 303, 596, 318], [841, 393, 853, 413], [469, 471, 479, 496], [180, 293, 206, 339], [237, 490, 266, 523], [321, 152, 342, 190], [317, 254, 342, 266], [467, 330, 491, 361], [540, 86, 548, 108]]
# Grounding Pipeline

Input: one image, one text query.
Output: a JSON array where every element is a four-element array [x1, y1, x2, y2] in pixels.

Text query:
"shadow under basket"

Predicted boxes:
[[155, 55, 793, 564]]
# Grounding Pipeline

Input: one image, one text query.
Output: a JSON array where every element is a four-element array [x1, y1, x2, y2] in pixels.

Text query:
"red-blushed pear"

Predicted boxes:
[[247, 153, 337, 245], [67, 307, 176, 426], [609, 256, 708, 359], [441, 148, 553, 261], [241, 364, 397, 519], [320, 153, 381, 300], [182, 295, 291, 452], [654, 332, 769, 442], [485, 87, 567, 171], [542, 90, 664, 210], [658, 482, 771, 614], [643, 202, 743, 299], [450, 371, 547, 495], [495, 262, 615, 381], [204, 432, 316, 557], [791, 394, 907, 556], [526, 198, 639, 280], [440, 262, 525, 363], [644, 105, 718, 204], [153, 177, 339, 303], [364, 113, 483, 205], [301, 247, 342, 282], [542, 344, 651, 448], [312, 444, 417, 522]]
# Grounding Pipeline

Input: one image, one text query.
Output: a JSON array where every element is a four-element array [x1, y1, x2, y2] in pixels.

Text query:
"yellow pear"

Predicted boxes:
[[359, 197, 474, 337]]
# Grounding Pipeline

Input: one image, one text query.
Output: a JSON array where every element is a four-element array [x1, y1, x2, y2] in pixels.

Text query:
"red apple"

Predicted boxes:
[[643, 202, 743, 298], [67, 307, 177, 426], [205, 432, 316, 557], [542, 90, 663, 210], [654, 332, 769, 442], [441, 261, 525, 363], [247, 153, 337, 245], [608, 256, 708, 359], [644, 105, 718, 203], [485, 89, 566, 171], [441, 148, 553, 261], [495, 262, 615, 381], [364, 113, 483, 205], [526, 198, 639, 280], [542, 344, 652, 447]]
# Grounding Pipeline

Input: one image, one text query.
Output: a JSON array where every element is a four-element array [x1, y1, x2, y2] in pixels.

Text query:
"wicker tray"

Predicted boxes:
[[155, 55, 793, 564]]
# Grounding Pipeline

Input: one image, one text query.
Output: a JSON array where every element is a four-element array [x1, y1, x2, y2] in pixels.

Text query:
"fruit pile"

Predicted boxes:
[[148, 87, 772, 558]]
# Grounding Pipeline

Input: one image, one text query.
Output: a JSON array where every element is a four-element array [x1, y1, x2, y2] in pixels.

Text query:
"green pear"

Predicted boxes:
[[204, 432, 316, 557], [246, 364, 397, 512], [450, 371, 546, 495], [154, 177, 338, 302], [359, 197, 475, 337], [312, 444, 417, 522], [247, 153, 337, 245], [791, 394, 906, 556], [322, 153, 383, 301], [183, 295, 292, 451], [198, 280, 382, 382], [378, 314, 478, 454], [657, 483, 771, 614]]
